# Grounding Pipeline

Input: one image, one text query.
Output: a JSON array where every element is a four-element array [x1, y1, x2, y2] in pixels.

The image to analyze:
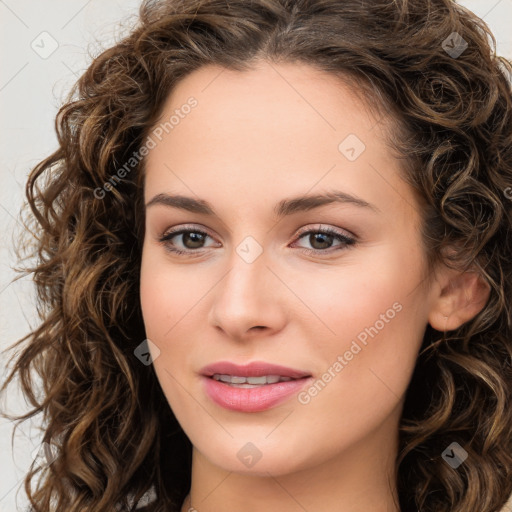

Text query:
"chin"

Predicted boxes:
[[191, 433, 320, 477]]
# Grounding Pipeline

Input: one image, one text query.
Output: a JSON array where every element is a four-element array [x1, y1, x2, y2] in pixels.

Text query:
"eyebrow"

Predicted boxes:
[[145, 190, 380, 217]]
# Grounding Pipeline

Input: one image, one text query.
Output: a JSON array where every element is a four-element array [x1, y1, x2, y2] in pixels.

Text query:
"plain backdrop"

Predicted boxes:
[[1, 1, 511, 510]]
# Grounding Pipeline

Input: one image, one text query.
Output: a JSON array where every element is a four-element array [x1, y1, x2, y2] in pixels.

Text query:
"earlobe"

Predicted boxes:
[[428, 267, 491, 332]]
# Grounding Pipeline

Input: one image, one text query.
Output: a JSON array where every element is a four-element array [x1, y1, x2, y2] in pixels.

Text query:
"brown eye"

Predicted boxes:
[[159, 227, 217, 255], [307, 232, 335, 250], [292, 226, 356, 255], [175, 231, 207, 249]]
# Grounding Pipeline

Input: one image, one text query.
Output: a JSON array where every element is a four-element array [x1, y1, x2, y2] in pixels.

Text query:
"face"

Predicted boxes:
[[140, 60, 437, 477]]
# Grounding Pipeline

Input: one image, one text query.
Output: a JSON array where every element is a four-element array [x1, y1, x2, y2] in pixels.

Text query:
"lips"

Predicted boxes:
[[200, 361, 311, 379], [212, 374, 293, 386], [200, 361, 313, 412]]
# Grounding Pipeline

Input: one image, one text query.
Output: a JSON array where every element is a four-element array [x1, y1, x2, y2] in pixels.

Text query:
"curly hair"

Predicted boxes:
[[2, 0, 512, 510]]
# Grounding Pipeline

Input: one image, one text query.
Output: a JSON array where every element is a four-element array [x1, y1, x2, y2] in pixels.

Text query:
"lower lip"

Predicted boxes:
[[202, 376, 313, 412]]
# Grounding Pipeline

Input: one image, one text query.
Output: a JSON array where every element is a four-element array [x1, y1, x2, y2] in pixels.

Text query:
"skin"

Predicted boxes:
[[139, 60, 490, 512]]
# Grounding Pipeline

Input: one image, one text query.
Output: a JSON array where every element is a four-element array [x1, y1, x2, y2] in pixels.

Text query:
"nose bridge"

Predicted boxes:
[[209, 236, 284, 336], [222, 229, 269, 294], [219, 241, 270, 312]]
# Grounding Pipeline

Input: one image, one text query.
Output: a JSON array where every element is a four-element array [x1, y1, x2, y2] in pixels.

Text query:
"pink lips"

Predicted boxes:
[[200, 361, 311, 379], [200, 361, 313, 413]]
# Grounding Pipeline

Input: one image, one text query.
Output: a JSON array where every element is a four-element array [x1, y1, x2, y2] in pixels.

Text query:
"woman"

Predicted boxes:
[[2, 0, 512, 511]]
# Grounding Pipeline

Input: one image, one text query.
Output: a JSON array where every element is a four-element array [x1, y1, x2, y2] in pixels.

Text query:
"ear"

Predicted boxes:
[[428, 265, 491, 332]]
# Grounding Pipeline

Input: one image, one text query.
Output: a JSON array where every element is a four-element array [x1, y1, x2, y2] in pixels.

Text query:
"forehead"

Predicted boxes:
[[142, 61, 415, 226], [145, 61, 394, 160], [150, 61, 390, 149]]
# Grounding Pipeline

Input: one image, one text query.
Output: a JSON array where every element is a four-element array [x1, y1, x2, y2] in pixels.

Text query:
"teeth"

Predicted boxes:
[[212, 374, 295, 385], [229, 375, 247, 384], [246, 376, 267, 385]]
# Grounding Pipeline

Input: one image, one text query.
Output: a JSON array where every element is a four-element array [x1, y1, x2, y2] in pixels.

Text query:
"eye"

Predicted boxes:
[[291, 225, 356, 255], [159, 225, 219, 256], [158, 224, 356, 256]]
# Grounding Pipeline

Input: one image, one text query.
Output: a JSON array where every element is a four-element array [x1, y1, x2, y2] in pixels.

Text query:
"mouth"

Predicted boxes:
[[200, 361, 313, 412], [200, 360, 311, 379], [210, 374, 296, 388]]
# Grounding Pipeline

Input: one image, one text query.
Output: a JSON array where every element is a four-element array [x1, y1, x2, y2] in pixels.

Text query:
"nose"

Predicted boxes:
[[208, 247, 287, 341]]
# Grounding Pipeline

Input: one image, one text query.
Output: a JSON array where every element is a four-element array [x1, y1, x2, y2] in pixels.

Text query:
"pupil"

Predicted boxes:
[[311, 233, 332, 250], [184, 232, 204, 248]]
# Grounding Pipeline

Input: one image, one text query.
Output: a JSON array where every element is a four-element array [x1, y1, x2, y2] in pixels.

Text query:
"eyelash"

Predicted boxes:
[[158, 224, 356, 257]]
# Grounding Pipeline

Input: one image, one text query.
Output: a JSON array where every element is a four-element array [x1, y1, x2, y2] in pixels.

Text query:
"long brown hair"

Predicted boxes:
[[2, 0, 512, 510]]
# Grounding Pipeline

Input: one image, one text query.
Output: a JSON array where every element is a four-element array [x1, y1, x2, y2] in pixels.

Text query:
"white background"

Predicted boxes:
[[1, 1, 511, 510]]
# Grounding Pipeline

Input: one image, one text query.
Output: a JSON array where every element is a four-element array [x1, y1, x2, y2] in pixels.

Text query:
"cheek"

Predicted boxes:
[[293, 248, 427, 413], [139, 245, 198, 340], [330, 303, 423, 395], [139, 246, 218, 408], [139, 251, 202, 417]]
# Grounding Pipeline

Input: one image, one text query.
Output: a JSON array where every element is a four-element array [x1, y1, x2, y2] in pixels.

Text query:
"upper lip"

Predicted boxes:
[[200, 361, 311, 379]]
